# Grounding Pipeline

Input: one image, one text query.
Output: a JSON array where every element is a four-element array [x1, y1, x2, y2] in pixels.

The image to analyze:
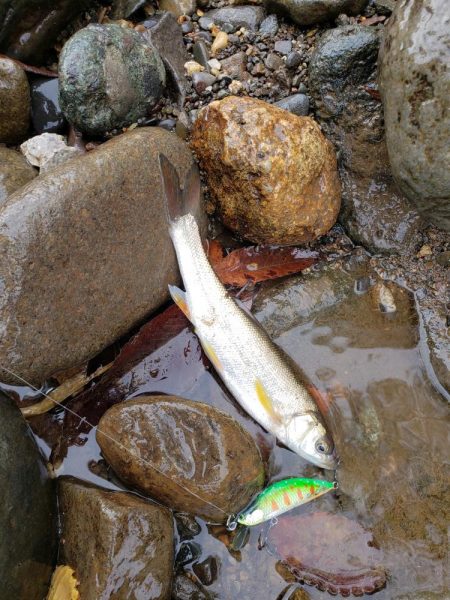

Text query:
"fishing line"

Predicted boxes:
[[0, 364, 229, 520]]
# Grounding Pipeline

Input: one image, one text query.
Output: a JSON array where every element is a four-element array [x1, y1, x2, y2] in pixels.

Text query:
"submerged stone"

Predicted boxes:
[[0, 127, 206, 386], [0, 391, 57, 599], [59, 24, 166, 135], [379, 0, 450, 231], [97, 396, 265, 522], [59, 477, 173, 599], [191, 95, 341, 245]]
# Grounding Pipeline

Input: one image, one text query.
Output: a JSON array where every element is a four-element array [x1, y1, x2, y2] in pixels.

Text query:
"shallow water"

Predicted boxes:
[[4, 270, 449, 599]]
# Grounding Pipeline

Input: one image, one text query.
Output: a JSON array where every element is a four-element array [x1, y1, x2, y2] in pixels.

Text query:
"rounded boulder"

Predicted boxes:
[[96, 396, 265, 523], [59, 24, 166, 135], [379, 0, 450, 230], [191, 96, 341, 245]]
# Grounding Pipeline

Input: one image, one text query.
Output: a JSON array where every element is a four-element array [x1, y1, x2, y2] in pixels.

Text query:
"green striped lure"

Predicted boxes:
[[227, 477, 337, 530]]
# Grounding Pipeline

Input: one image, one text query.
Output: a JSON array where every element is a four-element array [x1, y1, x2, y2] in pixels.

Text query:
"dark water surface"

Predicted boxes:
[[3, 276, 449, 599]]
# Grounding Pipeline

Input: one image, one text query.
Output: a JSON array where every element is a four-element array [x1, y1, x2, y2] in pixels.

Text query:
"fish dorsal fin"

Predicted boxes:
[[168, 285, 191, 321], [255, 379, 282, 425]]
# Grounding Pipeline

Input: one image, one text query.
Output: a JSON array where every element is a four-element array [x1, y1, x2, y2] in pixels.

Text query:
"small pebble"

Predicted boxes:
[[259, 14, 279, 37], [286, 51, 302, 69], [228, 79, 243, 94], [184, 60, 205, 75], [199, 16, 213, 30], [192, 71, 217, 94], [208, 58, 221, 71], [211, 31, 228, 54], [193, 40, 211, 69], [417, 244, 433, 258], [274, 40, 292, 55]]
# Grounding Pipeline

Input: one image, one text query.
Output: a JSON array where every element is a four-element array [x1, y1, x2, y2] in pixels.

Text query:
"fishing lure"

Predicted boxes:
[[227, 477, 337, 530]]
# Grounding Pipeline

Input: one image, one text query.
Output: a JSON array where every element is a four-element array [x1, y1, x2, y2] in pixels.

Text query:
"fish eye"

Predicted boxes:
[[315, 438, 332, 454]]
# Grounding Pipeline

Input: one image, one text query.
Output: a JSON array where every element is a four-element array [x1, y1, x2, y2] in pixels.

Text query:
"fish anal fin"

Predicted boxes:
[[202, 340, 223, 372], [169, 285, 191, 321], [255, 380, 282, 425]]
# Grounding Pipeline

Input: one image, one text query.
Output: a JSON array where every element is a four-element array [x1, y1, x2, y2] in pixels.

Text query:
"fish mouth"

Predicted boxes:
[[300, 447, 339, 471]]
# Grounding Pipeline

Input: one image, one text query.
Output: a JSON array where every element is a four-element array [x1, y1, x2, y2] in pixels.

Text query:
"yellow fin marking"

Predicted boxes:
[[202, 341, 223, 372], [169, 285, 191, 320], [255, 380, 282, 424]]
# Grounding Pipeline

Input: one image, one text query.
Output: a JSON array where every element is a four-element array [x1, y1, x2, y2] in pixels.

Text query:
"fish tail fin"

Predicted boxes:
[[168, 284, 192, 321], [159, 153, 201, 224]]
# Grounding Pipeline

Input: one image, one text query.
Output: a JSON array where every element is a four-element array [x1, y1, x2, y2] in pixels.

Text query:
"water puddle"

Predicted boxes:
[[3, 256, 449, 599]]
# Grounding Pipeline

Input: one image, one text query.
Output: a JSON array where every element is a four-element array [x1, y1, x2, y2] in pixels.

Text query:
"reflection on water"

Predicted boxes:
[[5, 272, 449, 599]]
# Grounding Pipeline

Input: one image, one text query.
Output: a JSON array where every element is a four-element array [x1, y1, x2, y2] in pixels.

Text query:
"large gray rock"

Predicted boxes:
[[59, 24, 166, 135], [0, 147, 37, 207], [0, 391, 57, 599], [0, 0, 91, 64], [97, 396, 265, 522], [379, 0, 450, 231], [59, 477, 174, 599], [0, 57, 30, 143], [206, 6, 266, 31], [0, 127, 206, 386], [263, 0, 368, 26], [309, 25, 422, 254]]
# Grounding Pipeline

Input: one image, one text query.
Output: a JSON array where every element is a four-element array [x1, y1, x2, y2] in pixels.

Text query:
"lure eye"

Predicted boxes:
[[315, 438, 332, 455]]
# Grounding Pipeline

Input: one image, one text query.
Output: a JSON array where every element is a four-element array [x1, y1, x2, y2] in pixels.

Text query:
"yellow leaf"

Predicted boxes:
[[47, 566, 80, 600]]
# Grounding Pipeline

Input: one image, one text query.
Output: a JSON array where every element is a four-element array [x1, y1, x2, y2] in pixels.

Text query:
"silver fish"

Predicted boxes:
[[159, 155, 338, 470]]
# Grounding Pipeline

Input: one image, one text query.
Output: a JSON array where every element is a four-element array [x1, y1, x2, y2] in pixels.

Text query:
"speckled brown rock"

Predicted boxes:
[[58, 477, 173, 599], [191, 96, 341, 245], [97, 396, 265, 523], [0, 57, 30, 143], [0, 147, 37, 207], [0, 127, 206, 386]]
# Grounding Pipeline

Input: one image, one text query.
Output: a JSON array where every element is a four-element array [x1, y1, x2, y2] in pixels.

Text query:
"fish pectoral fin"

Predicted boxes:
[[169, 285, 191, 321], [255, 380, 283, 425]]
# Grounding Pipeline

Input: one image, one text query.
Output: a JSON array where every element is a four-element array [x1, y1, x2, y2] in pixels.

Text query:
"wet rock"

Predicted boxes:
[[379, 0, 450, 231], [160, 0, 196, 16], [259, 14, 279, 36], [309, 25, 422, 254], [206, 6, 266, 31], [111, 0, 147, 18], [372, 0, 395, 14], [191, 96, 341, 245], [419, 301, 450, 393], [175, 513, 201, 539], [265, 52, 284, 71], [59, 24, 166, 135], [274, 40, 292, 54], [0, 391, 57, 599], [0, 57, 30, 143], [264, 0, 368, 26], [172, 573, 212, 599], [286, 50, 302, 69], [176, 541, 202, 567], [0, 148, 37, 207], [0, 0, 91, 64], [0, 127, 206, 386], [30, 78, 65, 134], [145, 12, 190, 106], [20, 133, 83, 173], [192, 557, 219, 586], [221, 52, 249, 81], [96, 396, 264, 522], [192, 72, 216, 94], [275, 93, 309, 116], [59, 477, 173, 599], [193, 40, 211, 70]]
